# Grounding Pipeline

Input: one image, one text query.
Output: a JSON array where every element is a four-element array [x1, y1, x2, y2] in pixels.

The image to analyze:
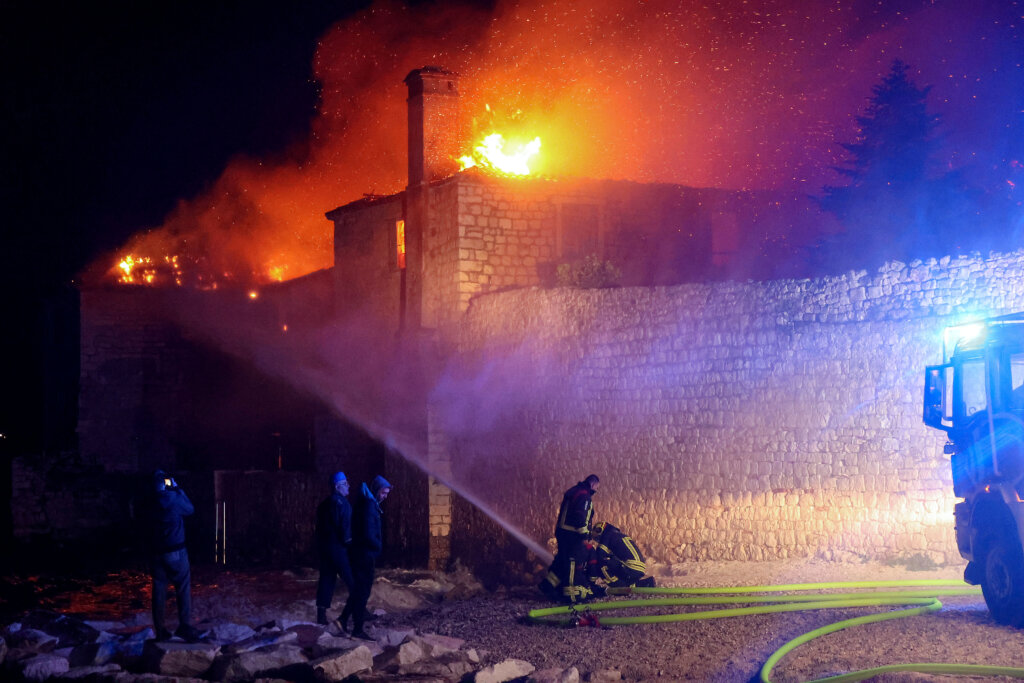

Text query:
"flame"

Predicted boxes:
[[116, 254, 164, 285], [459, 133, 542, 176]]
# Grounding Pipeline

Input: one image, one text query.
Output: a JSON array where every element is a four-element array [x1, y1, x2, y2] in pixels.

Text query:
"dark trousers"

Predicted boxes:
[[316, 548, 354, 609], [545, 531, 592, 601], [151, 549, 191, 632], [342, 552, 376, 631]]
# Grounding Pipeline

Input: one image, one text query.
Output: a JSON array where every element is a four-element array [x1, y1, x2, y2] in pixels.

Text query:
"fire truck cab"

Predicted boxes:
[[924, 312, 1024, 625]]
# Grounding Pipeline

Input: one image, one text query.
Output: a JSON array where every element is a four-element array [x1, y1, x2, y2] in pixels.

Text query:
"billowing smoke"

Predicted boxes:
[[89, 0, 1020, 287]]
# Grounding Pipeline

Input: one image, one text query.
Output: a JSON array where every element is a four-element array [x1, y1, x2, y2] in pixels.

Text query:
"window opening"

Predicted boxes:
[[961, 359, 987, 418], [396, 219, 406, 270]]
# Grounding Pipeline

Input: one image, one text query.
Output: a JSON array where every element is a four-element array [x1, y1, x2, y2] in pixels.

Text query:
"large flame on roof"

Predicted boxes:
[[459, 133, 541, 176]]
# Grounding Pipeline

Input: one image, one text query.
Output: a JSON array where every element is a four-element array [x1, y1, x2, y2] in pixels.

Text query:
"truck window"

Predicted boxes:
[[1011, 352, 1024, 409], [961, 359, 987, 417]]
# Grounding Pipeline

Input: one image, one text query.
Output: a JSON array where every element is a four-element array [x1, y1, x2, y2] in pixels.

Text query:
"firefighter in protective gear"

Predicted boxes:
[[587, 521, 656, 588], [540, 475, 600, 603]]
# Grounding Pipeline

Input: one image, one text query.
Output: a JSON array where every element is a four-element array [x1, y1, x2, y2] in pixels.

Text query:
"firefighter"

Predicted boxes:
[[586, 521, 656, 589], [540, 474, 600, 603], [315, 471, 353, 626]]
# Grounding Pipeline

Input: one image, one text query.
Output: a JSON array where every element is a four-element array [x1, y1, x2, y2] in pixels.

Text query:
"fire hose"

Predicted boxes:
[[527, 580, 1024, 681]]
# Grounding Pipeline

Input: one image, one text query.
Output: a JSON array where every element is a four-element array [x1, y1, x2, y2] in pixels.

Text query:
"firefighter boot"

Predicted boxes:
[[316, 607, 328, 625]]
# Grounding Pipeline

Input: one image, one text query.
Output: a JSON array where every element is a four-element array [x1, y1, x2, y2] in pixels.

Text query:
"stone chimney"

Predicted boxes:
[[404, 67, 460, 187]]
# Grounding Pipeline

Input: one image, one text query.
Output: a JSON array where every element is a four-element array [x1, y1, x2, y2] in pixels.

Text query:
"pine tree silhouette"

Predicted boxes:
[[816, 60, 945, 271]]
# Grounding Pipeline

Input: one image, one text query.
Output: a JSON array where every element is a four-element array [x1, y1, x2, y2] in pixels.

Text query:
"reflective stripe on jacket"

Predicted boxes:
[[556, 481, 595, 536]]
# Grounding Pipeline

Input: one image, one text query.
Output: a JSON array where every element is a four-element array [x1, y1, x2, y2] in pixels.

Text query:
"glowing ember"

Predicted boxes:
[[117, 254, 153, 284], [248, 290, 259, 299], [459, 133, 541, 176]]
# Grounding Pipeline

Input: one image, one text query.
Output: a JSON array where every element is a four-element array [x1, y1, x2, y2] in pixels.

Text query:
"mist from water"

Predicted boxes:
[[166, 290, 559, 566]]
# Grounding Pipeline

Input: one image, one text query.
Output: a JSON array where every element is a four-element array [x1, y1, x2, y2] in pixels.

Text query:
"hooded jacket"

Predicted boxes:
[[147, 474, 194, 554], [351, 477, 390, 558]]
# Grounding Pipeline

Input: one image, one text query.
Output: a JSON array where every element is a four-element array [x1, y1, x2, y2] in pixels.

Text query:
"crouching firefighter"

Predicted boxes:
[[540, 475, 600, 603], [587, 521, 656, 589]]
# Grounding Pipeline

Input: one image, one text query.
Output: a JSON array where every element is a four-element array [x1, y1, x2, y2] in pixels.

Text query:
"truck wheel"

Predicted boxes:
[[982, 538, 1024, 626]]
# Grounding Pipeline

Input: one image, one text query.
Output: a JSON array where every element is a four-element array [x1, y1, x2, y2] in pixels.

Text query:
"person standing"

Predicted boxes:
[[341, 475, 391, 640], [147, 470, 202, 642], [315, 471, 353, 626], [541, 474, 600, 602]]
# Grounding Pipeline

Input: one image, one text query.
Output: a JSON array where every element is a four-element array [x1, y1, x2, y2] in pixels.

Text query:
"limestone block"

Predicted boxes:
[[60, 663, 121, 679], [312, 644, 373, 680], [143, 640, 219, 678], [312, 633, 367, 657], [474, 658, 536, 683], [414, 632, 465, 657], [15, 653, 68, 681], [374, 639, 424, 672], [211, 643, 306, 681]]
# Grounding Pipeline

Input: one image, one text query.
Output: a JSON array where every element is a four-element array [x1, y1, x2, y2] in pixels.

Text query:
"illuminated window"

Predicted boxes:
[[396, 220, 406, 270], [1010, 352, 1024, 409]]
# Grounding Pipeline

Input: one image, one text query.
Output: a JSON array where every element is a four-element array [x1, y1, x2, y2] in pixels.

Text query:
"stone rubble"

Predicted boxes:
[[0, 572, 587, 683]]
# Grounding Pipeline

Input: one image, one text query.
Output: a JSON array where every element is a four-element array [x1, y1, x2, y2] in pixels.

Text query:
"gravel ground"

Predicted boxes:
[[8, 558, 1024, 682], [381, 559, 1024, 682]]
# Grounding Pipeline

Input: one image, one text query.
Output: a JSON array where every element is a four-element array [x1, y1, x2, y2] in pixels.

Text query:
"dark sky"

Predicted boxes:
[[1, 0, 1021, 451], [0, 1, 369, 449], [2, 1, 370, 292]]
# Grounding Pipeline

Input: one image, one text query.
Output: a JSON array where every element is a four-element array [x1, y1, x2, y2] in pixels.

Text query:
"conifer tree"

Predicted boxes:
[[816, 60, 944, 271]]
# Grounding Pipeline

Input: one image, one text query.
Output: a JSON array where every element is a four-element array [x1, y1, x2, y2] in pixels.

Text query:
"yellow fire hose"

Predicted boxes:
[[526, 580, 1024, 682]]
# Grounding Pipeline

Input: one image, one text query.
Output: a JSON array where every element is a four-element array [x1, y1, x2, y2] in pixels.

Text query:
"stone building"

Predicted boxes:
[[17, 66, 991, 578]]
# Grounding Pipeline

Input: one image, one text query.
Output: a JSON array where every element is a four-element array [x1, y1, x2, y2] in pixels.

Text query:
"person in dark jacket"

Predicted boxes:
[[146, 470, 202, 642], [586, 521, 656, 589], [315, 471, 353, 625], [340, 475, 391, 639], [540, 474, 600, 602]]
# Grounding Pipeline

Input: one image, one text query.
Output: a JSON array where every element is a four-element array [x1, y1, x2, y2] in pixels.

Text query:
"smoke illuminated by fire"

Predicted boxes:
[[96, 0, 1021, 288]]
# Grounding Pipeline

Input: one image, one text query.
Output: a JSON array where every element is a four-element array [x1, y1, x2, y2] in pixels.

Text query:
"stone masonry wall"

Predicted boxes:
[[331, 195, 404, 326], [452, 174, 559, 312], [431, 251, 1024, 567], [422, 179, 460, 329], [79, 289, 190, 473]]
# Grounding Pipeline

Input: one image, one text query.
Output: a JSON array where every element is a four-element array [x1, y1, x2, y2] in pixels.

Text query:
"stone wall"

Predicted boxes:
[[330, 194, 405, 326], [422, 179, 460, 329], [79, 289, 191, 473], [430, 251, 1024, 567]]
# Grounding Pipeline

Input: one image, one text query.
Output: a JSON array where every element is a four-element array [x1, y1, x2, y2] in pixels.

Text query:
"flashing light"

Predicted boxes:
[[943, 321, 986, 362]]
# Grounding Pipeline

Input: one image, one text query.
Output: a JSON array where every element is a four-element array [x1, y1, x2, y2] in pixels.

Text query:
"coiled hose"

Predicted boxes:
[[527, 580, 1024, 681]]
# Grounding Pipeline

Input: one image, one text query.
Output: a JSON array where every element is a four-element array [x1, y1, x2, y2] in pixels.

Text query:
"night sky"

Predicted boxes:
[[1, 0, 1022, 450]]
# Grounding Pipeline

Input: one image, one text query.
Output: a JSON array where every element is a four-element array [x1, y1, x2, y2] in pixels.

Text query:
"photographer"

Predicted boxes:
[[146, 470, 202, 642]]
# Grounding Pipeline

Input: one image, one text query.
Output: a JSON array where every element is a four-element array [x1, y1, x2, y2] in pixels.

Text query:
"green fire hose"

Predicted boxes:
[[527, 580, 1024, 681]]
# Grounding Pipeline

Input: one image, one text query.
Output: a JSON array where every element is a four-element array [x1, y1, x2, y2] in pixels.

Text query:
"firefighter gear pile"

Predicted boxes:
[[587, 521, 652, 588]]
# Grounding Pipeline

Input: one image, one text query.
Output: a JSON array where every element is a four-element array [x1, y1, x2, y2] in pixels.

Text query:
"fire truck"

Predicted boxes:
[[924, 313, 1024, 625]]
